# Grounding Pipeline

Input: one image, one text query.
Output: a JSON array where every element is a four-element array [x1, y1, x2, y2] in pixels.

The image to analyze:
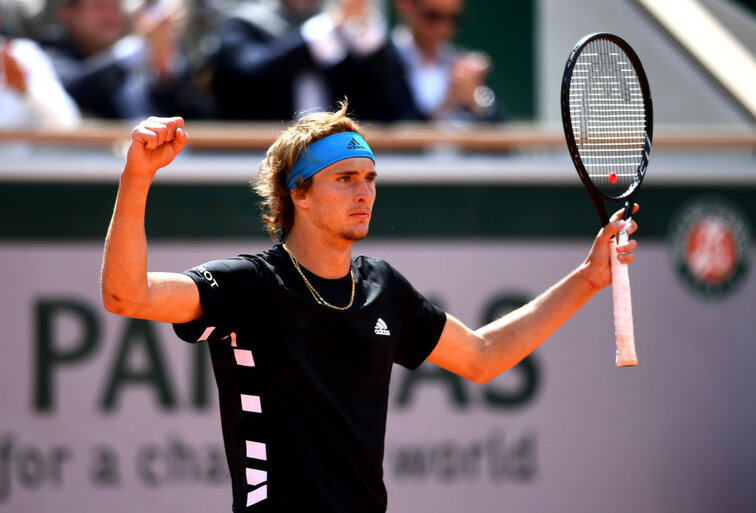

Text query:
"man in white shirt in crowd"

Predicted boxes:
[[391, 0, 500, 121]]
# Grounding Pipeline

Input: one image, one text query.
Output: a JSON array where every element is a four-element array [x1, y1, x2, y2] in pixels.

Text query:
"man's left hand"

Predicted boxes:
[[576, 205, 639, 290]]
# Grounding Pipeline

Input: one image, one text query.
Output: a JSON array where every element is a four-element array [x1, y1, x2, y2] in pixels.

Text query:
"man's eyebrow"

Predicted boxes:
[[335, 169, 378, 176]]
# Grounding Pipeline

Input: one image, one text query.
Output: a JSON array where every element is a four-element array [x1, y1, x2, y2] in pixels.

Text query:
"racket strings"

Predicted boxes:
[[568, 37, 647, 198]]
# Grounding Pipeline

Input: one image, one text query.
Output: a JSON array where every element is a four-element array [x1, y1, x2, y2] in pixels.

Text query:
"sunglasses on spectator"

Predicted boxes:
[[418, 7, 464, 25]]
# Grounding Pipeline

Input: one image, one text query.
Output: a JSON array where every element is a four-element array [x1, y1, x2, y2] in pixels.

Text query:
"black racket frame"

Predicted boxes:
[[560, 32, 653, 226]]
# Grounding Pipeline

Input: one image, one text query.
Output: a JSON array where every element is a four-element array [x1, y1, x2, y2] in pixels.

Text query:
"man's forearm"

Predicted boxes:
[[101, 173, 153, 313], [474, 268, 598, 381]]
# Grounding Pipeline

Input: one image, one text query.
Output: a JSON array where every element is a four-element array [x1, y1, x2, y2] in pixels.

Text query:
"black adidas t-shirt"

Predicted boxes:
[[173, 244, 446, 513]]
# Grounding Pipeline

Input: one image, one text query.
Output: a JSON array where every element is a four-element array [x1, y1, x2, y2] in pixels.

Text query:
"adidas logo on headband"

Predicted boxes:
[[346, 137, 366, 150]]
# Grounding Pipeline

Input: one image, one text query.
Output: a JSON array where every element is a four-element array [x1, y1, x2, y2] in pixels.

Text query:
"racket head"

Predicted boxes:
[[561, 33, 653, 221]]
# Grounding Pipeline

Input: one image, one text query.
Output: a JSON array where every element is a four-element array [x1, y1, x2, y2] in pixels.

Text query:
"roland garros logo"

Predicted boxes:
[[669, 197, 751, 300]]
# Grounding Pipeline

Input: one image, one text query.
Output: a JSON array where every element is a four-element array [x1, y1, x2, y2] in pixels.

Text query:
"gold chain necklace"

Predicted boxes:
[[282, 243, 355, 310]]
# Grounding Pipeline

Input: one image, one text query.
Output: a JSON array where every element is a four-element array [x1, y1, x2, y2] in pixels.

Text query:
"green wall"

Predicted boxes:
[[3, 182, 754, 241]]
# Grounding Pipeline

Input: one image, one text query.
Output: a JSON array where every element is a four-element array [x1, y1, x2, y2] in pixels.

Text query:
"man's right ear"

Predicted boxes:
[[290, 186, 309, 209]]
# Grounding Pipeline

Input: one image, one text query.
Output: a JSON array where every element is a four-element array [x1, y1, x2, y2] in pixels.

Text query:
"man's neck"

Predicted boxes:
[[283, 231, 353, 279], [417, 42, 440, 63], [409, 31, 442, 63]]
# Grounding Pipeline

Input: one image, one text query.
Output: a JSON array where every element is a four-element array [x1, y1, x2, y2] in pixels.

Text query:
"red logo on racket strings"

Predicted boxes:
[[608, 172, 618, 184]]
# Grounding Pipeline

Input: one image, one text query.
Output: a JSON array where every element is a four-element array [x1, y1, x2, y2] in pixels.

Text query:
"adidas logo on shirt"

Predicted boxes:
[[374, 318, 391, 336], [346, 137, 366, 150]]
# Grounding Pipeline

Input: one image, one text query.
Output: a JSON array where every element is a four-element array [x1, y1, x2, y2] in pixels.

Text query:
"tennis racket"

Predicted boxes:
[[560, 33, 653, 367]]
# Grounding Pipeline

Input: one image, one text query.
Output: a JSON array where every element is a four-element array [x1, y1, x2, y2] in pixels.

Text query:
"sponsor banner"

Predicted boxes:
[[1, 240, 754, 513]]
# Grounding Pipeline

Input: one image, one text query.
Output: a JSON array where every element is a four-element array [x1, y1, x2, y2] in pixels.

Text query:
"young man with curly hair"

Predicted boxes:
[[101, 104, 638, 512]]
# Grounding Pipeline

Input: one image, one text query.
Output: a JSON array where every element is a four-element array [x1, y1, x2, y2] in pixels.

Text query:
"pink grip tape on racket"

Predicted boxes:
[[610, 219, 637, 367]]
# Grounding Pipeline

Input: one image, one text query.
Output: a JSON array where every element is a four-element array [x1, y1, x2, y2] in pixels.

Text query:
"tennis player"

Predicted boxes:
[[101, 104, 638, 512]]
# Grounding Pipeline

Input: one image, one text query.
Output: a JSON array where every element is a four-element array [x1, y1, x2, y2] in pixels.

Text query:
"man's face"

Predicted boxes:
[[405, 0, 463, 54], [296, 157, 377, 244], [61, 0, 125, 55]]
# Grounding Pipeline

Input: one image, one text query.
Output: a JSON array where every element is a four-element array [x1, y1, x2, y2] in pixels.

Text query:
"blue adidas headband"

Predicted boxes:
[[285, 132, 375, 191]]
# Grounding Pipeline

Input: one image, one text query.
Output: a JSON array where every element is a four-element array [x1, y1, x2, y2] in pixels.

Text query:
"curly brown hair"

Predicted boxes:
[[253, 101, 367, 240]]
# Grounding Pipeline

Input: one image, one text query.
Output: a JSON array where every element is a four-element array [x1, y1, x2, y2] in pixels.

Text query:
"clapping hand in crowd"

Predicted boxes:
[[133, 0, 186, 76], [445, 50, 492, 114]]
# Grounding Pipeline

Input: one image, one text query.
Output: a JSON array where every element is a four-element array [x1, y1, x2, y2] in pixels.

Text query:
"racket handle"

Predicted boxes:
[[610, 220, 638, 367]]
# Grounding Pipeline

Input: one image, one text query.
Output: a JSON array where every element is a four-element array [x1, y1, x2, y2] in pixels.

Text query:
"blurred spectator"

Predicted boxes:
[[180, 0, 226, 69], [40, 0, 215, 119], [209, 0, 397, 121], [0, 0, 36, 38], [388, 0, 501, 121], [0, 1, 81, 129]]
